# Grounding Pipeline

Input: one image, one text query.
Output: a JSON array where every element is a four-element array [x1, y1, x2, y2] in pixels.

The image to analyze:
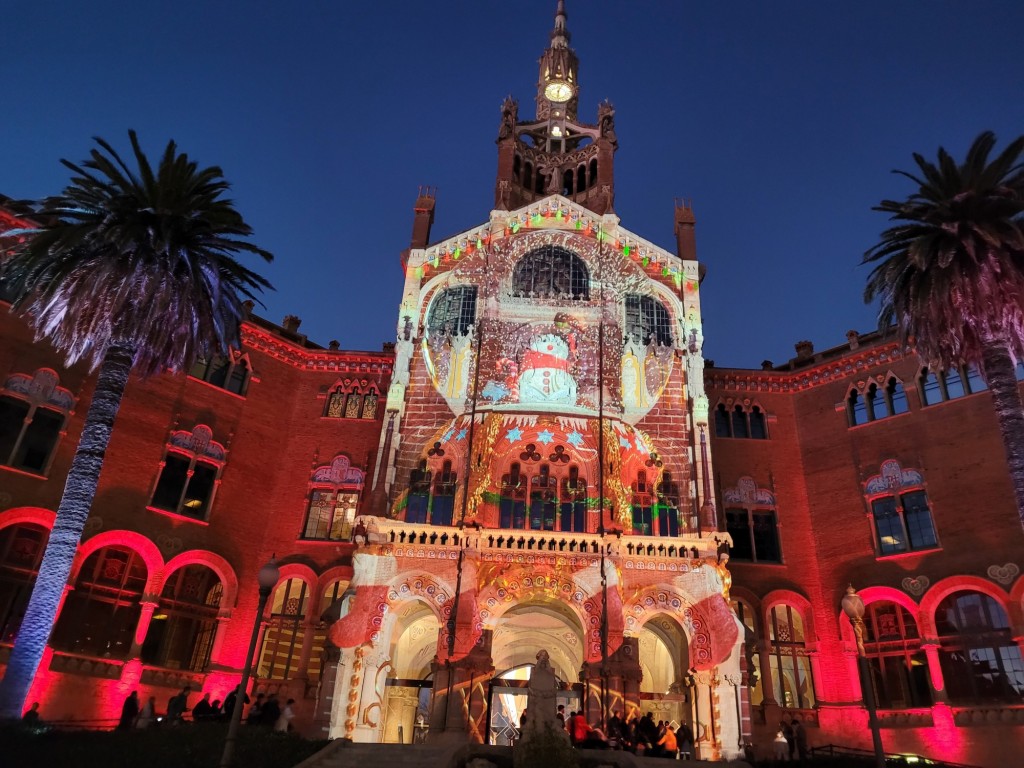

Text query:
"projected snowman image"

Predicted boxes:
[[517, 333, 578, 405]]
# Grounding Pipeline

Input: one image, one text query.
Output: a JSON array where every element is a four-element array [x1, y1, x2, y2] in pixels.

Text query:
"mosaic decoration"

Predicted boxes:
[[987, 563, 1020, 585], [901, 575, 930, 596]]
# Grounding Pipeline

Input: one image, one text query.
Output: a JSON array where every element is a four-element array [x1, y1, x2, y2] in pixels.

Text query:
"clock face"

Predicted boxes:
[[544, 81, 574, 103]]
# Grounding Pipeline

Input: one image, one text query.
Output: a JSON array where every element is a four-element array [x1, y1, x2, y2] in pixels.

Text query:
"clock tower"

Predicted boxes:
[[495, 0, 617, 214]]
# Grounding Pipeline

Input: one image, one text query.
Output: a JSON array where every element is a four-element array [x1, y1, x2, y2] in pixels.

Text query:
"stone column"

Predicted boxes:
[[429, 630, 493, 744], [208, 612, 232, 668], [129, 598, 159, 658], [921, 640, 948, 703]]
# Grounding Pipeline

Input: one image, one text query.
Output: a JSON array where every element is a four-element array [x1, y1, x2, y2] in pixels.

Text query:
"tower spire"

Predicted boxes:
[[551, 0, 570, 48]]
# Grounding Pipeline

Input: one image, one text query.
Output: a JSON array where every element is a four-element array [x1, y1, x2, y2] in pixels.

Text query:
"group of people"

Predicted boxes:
[[115, 685, 296, 732], [773, 716, 810, 762], [552, 705, 696, 759]]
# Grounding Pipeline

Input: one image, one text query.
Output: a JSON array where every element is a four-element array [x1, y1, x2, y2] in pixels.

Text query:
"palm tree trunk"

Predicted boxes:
[[0, 341, 135, 720], [980, 339, 1024, 534]]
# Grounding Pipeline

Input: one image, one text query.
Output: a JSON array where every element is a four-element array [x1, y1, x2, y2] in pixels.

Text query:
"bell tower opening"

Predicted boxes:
[[494, 0, 618, 215]]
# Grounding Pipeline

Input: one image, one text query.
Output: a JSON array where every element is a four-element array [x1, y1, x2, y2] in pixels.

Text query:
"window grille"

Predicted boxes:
[[512, 245, 589, 300], [427, 286, 478, 337], [625, 295, 673, 346]]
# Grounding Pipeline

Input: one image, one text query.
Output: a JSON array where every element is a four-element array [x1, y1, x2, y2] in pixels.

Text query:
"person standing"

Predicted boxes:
[[21, 702, 41, 726], [118, 691, 139, 729], [261, 693, 281, 727], [676, 721, 694, 761], [792, 716, 809, 762], [136, 697, 157, 729], [782, 718, 795, 760], [774, 727, 789, 761], [275, 698, 296, 733], [167, 685, 191, 724], [191, 692, 214, 722], [657, 722, 678, 759]]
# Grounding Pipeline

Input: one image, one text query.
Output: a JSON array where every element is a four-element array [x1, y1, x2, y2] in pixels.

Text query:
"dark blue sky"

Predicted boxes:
[[4, 1, 1023, 368]]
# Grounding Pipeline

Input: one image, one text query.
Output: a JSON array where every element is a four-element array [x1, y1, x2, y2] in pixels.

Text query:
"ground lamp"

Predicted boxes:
[[841, 585, 886, 768], [219, 557, 280, 768]]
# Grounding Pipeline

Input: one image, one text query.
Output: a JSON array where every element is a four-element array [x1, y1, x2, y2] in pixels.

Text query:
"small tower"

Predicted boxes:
[[494, 0, 617, 215]]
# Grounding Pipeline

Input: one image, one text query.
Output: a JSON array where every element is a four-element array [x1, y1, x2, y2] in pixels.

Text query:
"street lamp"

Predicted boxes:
[[219, 557, 280, 768], [841, 585, 885, 768]]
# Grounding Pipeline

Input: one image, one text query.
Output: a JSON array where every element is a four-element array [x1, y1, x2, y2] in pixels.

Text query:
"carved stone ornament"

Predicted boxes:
[[986, 563, 1020, 586], [901, 575, 929, 596]]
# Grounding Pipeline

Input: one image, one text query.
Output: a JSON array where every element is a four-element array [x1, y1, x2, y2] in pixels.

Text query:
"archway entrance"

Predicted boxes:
[[485, 600, 584, 744], [381, 600, 440, 743], [636, 613, 693, 737]]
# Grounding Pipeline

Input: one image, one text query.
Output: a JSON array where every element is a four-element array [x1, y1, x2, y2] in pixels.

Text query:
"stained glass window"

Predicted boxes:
[[768, 604, 816, 709]]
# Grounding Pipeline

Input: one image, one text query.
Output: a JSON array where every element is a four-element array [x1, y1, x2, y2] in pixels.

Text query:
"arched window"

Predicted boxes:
[[861, 601, 930, 709], [732, 599, 764, 706], [325, 382, 381, 420], [499, 462, 527, 529], [431, 460, 458, 527], [864, 461, 938, 556], [51, 545, 147, 658], [589, 159, 598, 188], [724, 477, 781, 563], [523, 163, 533, 189], [848, 389, 868, 426], [513, 154, 521, 180], [655, 471, 681, 537], [0, 369, 73, 475], [307, 578, 351, 685], [407, 460, 433, 525], [189, 353, 251, 396], [625, 295, 673, 347], [631, 470, 654, 535], [258, 578, 311, 680], [716, 402, 769, 439], [768, 604, 816, 709], [142, 565, 222, 672], [920, 365, 987, 405], [529, 464, 558, 531], [562, 170, 574, 196], [560, 466, 587, 532], [427, 286, 478, 338], [731, 405, 749, 438], [0, 523, 48, 643], [936, 591, 1024, 704], [714, 404, 731, 438], [749, 406, 768, 439], [512, 245, 589, 300], [576, 164, 586, 194], [303, 455, 365, 541], [886, 377, 909, 415]]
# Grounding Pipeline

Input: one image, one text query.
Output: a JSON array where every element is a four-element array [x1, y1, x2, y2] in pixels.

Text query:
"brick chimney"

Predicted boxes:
[[674, 199, 697, 262], [794, 340, 814, 361], [282, 315, 302, 334]]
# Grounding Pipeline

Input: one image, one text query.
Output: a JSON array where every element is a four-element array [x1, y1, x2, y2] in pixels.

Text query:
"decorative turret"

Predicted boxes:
[[494, 0, 617, 215]]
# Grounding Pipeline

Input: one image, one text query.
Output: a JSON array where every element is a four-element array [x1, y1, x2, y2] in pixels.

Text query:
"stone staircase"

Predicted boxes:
[[293, 740, 749, 768]]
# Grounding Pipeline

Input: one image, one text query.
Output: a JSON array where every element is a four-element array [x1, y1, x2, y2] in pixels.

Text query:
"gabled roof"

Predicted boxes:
[[410, 194, 687, 278]]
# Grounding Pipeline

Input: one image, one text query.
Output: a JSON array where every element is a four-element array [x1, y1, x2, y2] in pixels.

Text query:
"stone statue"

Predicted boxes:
[[524, 649, 558, 737]]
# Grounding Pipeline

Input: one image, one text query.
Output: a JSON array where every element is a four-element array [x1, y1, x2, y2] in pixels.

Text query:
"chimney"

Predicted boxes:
[[410, 186, 436, 250], [328, 340, 340, 351], [674, 199, 697, 261], [761, 360, 774, 370], [282, 315, 302, 334], [794, 340, 814, 361], [846, 330, 860, 350]]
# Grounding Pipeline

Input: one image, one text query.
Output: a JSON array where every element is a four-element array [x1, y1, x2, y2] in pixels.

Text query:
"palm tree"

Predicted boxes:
[[864, 130, 1024, 532], [0, 131, 272, 718]]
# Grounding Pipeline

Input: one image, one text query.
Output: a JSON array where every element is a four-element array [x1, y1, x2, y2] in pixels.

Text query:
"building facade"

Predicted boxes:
[[707, 334, 1024, 766], [322, 3, 741, 756], [1, 4, 1022, 766]]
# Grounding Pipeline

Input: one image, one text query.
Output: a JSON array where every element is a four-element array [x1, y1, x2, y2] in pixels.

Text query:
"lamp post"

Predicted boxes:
[[219, 558, 280, 768], [841, 585, 885, 768]]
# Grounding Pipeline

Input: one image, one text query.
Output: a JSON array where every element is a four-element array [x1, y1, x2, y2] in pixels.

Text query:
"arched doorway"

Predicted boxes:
[[381, 600, 440, 743], [636, 613, 693, 734], [486, 600, 584, 744]]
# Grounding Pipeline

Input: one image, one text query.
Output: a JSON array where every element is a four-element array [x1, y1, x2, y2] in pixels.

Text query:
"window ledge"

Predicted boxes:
[[0, 464, 48, 480], [186, 375, 248, 400], [875, 546, 942, 562], [146, 506, 211, 526], [712, 436, 770, 442], [320, 416, 377, 422], [920, 390, 990, 409], [847, 409, 913, 430], [728, 559, 787, 568]]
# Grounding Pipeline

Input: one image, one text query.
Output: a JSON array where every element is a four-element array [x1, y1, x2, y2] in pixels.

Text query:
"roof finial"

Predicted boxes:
[[551, 0, 570, 48]]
